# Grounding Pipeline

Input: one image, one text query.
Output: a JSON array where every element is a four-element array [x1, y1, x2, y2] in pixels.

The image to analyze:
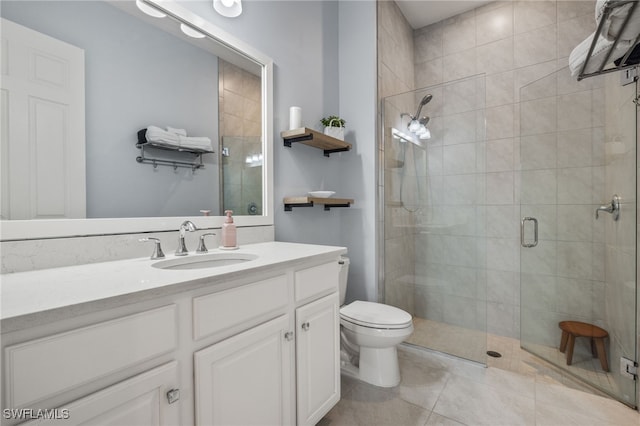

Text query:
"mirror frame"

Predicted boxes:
[[0, 0, 274, 241]]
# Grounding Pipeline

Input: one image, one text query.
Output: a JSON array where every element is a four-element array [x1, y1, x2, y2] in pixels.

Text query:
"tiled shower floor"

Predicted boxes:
[[407, 318, 622, 398]]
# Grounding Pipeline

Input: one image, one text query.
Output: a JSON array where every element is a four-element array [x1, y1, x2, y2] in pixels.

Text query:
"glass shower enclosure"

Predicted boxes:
[[381, 75, 488, 364], [519, 67, 637, 407]]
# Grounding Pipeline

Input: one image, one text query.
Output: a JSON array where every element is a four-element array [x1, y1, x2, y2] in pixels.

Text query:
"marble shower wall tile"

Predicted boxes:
[[403, 0, 613, 344]]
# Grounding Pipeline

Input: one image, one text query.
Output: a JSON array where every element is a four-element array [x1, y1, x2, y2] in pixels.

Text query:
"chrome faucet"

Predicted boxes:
[[139, 237, 165, 259], [176, 220, 197, 256], [196, 233, 216, 254]]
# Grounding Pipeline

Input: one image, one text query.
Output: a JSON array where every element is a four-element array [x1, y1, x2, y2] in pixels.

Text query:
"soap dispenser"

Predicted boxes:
[[221, 210, 237, 249]]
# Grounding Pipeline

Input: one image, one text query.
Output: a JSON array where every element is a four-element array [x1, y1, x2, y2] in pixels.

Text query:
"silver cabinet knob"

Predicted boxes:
[[166, 388, 180, 404], [301, 322, 310, 331], [284, 331, 294, 341]]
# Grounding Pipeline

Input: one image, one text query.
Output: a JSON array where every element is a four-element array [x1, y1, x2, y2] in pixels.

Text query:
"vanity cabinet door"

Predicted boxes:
[[194, 315, 294, 426], [21, 362, 180, 425], [295, 293, 340, 426]]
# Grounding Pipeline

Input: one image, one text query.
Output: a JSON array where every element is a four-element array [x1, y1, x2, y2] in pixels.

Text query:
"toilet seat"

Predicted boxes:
[[340, 301, 412, 329]]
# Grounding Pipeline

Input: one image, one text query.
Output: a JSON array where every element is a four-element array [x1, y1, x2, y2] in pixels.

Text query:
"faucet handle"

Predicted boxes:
[[139, 237, 165, 259], [196, 233, 216, 254]]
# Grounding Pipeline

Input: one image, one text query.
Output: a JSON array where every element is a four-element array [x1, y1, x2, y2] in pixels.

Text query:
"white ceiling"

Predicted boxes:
[[395, 0, 493, 29]]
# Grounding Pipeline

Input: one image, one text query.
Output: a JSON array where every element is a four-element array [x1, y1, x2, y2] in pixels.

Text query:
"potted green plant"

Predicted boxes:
[[321, 115, 346, 140]]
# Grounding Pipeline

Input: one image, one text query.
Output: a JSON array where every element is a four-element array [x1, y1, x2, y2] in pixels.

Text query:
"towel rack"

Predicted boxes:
[[136, 142, 212, 171], [578, 0, 640, 81]]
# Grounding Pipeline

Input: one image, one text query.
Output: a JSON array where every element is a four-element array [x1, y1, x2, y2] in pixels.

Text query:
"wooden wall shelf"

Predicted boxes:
[[284, 196, 354, 211], [281, 128, 352, 157]]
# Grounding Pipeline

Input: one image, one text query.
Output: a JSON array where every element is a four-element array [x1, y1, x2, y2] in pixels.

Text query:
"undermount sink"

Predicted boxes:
[[152, 252, 258, 270]]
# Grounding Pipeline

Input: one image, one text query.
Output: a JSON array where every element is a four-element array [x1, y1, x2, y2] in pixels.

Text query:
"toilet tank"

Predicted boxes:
[[338, 256, 349, 306]]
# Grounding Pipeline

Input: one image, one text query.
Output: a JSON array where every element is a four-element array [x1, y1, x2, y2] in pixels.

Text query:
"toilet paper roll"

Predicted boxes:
[[289, 106, 302, 130]]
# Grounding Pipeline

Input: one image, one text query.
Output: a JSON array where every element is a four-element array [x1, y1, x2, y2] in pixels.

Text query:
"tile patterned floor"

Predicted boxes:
[[320, 345, 640, 426]]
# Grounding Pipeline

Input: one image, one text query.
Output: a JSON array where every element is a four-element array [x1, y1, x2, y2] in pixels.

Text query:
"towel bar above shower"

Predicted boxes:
[[135, 142, 210, 171], [577, 0, 640, 81]]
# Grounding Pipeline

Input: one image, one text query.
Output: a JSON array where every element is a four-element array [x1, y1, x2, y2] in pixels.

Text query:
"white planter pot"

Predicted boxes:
[[324, 126, 344, 140]]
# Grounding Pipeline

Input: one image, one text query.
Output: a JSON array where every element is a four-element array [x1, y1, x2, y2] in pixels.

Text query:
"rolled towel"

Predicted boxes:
[[596, 0, 640, 42], [569, 31, 632, 76]]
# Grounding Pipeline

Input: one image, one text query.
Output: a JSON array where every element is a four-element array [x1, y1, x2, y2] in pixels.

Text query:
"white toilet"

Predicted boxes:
[[338, 257, 414, 387]]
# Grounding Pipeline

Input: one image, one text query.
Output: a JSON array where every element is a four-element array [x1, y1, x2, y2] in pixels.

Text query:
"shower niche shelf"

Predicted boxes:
[[281, 127, 351, 157], [283, 196, 354, 211]]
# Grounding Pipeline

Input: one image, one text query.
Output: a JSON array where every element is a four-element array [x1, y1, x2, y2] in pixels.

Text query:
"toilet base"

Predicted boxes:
[[340, 346, 401, 388]]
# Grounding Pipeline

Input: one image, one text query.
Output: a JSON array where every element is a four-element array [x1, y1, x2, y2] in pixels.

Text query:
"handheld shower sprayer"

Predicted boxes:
[[413, 94, 432, 120], [401, 93, 433, 139]]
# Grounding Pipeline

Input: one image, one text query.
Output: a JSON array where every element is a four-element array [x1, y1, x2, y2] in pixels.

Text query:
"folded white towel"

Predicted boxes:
[[569, 31, 632, 76], [596, 0, 640, 42], [166, 126, 187, 136], [145, 125, 212, 152], [178, 135, 213, 152], [145, 125, 180, 148]]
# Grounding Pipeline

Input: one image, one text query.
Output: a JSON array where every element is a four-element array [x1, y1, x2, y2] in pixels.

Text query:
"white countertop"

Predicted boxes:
[[1, 242, 347, 331]]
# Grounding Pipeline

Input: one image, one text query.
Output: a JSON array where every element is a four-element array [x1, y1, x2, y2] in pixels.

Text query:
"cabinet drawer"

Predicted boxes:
[[5, 305, 177, 408], [294, 262, 339, 303], [193, 275, 288, 340], [22, 361, 180, 426]]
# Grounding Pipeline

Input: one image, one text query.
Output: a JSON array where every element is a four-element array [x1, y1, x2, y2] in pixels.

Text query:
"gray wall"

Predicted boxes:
[[1, 1, 219, 218], [337, 0, 378, 302], [182, 0, 378, 303]]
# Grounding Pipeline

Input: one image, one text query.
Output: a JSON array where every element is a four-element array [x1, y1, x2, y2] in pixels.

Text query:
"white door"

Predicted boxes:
[[194, 315, 294, 426], [1, 18, 85, 219], [296, 293, 340, 426], [22, 361, 180, 425]]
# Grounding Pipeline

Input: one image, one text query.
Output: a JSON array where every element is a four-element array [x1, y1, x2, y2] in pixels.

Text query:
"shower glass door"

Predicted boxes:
[[519, 67, 637, 406], [382, 75, 487, 364]]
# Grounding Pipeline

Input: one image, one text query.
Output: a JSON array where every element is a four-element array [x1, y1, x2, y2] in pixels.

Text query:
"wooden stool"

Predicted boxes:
[[559, 321, 609, 372]]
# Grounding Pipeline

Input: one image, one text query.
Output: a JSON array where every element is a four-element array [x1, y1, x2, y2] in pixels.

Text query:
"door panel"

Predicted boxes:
[[519, 68, 637, 407], [0, 18, 85, 219], [194, 315, 293, 426], [296, 293, 340, 426]]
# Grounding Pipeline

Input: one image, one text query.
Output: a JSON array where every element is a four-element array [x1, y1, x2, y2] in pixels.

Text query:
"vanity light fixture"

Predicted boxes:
[[180, 23, 206, 39], [135, 0, 166, 18], [213, 0, 242, 18]]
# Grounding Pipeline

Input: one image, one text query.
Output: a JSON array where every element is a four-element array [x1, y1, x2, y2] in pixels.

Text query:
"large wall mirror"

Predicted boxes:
[[0, 0, 273, 240]]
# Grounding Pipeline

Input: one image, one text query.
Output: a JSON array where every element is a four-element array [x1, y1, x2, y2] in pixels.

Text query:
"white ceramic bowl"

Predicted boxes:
[[308, 191, 336, 198]]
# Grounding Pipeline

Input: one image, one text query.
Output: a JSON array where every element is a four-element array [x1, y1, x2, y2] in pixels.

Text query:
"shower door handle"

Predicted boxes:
[[520, 217, 538, 248]]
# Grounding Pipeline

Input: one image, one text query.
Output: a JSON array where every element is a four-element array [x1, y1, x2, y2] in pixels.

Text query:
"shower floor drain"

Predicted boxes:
[[486, 350, 502, 358]]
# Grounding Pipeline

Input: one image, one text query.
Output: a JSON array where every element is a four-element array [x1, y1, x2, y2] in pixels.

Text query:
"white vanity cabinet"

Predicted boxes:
[[22, 362, 180, 426], [1, 246, 344, 426], [194, 315, 294, 425], [193, 261, 341, 426], [295, 293, 340, 425], [294, 263, 341, 426], [2, 305, 180, 426]]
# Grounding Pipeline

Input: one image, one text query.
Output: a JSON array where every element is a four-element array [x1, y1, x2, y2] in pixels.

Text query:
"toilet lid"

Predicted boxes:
[[340, 301, 412, 329]]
